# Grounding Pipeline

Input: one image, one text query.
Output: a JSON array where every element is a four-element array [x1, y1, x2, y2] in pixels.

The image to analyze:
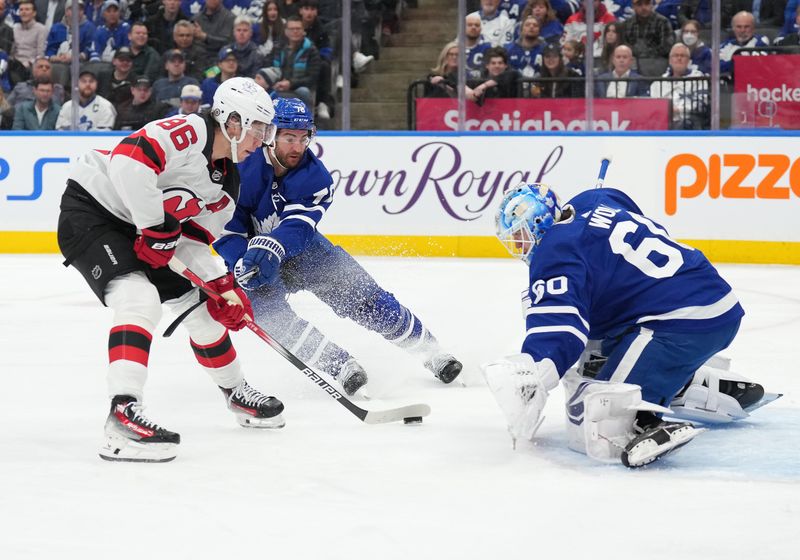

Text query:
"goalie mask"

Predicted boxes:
[[495, 183, 563, 265]]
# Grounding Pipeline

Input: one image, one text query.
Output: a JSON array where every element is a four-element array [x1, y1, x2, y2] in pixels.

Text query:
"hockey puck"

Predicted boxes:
[[403, 416, 423, 424]]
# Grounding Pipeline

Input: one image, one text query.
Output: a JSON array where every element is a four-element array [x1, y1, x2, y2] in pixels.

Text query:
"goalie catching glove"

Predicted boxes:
[[205, 272, 253, 331], [133, 213, 181, 268], [481, 354, 560, 445], [235, 235, 285, 290]]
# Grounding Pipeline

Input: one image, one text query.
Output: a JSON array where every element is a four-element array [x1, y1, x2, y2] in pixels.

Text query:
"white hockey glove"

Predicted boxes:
[[481, 354, 560, 446]]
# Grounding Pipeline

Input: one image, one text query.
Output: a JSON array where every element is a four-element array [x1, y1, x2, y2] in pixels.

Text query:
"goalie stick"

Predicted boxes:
[[167, 257, 431, 424], [595, 157, 612, 189]]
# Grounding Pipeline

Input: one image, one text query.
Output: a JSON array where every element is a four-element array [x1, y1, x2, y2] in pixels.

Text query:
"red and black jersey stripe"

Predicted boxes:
[[191, 332, 237, 369], [108, 325, 153, 366], [182, 219, 215, 245], [111, 130, 166, 175]]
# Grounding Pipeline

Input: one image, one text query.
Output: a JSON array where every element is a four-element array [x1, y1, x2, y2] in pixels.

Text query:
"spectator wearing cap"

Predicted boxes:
[[254, 65, 281, 93], [532, 43, 583, 98], [222, 16, 264, 79], [200, 45, 236, 104], [12, 0, 47, 72], [128, 20, 161, 82], [168, 19, 209, 80], [8, 55, 65, 105], [114, 75, 170, 129], [268, 14, 320, 109], [45, 0, 96, 64], [146, 0, 189, 54], [619, 0, 673, 77], [106, 46, 136, 104], [12, 76, 59, 129], [165, 82, 202, 116], [192, 0, 235, 63], [56, 69, 116, 129], [152, 47, 199, 106], [89, 0, 130, 62]]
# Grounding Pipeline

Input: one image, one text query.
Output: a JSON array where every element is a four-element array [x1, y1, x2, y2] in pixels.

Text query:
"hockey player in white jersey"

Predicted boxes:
[[483, 179, 775, 468], [57, 77, 284, 463]]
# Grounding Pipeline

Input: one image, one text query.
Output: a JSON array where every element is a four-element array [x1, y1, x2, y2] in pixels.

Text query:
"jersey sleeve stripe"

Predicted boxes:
[[281, 214, 319, 228], [111, 131, 166, 175], [526, 305, 590, 331], [283, 203, 328, 215], [635, 291, 739, 324], [526, 325, 588, 345], [182, 219, 215, 245]]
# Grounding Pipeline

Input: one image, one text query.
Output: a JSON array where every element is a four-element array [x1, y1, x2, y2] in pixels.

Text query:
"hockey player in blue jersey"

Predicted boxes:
[[483, 179, 774, 468], [212, 97, 463, 396]]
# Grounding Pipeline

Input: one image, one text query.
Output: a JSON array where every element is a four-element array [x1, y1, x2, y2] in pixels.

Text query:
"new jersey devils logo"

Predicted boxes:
[[163, 187, 204, 222]]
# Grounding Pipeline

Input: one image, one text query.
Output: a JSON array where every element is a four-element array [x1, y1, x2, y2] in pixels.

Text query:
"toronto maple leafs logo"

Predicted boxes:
[[252, 213, 279, 235]]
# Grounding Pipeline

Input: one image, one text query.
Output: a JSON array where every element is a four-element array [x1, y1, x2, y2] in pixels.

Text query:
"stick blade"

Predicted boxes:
[[362, 403, 431, 425]]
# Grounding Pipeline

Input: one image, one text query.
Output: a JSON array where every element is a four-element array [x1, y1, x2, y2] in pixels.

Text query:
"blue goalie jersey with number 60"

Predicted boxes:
[[523, 187, 744, 378]]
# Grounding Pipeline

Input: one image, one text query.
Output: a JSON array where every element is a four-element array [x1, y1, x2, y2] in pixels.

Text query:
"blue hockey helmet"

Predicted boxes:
[[495, 183, 563, 264], [272, 97, 315, 131]]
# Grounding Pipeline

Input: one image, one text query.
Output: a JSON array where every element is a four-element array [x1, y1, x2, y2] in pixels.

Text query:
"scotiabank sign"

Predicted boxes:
[[734, 55, 800, 129], [415, 98, 670, 131]]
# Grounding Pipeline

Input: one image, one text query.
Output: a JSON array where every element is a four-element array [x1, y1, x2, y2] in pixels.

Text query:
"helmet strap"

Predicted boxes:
[[266, 142, 290, 175]]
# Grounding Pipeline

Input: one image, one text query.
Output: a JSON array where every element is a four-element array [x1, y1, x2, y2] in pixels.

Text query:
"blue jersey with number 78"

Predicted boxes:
[[522, 187, 744, 377]]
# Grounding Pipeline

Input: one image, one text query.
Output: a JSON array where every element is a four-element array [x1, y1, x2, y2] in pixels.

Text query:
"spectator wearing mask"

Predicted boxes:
[[12, 76, 59, 129], [679, 19, 710, 74]]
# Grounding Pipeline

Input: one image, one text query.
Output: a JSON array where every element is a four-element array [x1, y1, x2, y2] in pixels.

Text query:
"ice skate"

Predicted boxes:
[[335, 358, 369, 396], [424, 352, 463, 384], [221, 380, 285, 428], [99, 396, 180, 463], [621, 412, 705, 468]]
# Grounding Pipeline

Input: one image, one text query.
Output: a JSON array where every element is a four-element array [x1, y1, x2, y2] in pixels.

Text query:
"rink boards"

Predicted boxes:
[[0, 130, 798, 264]]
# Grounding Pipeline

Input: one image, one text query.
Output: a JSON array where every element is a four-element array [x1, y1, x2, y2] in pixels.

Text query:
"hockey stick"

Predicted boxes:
[[595, 157, 612, 189], [167, 257, 431, 424]]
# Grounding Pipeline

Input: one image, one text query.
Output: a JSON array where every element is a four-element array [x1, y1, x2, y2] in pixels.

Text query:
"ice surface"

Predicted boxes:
[[1, 255, 798, 559]]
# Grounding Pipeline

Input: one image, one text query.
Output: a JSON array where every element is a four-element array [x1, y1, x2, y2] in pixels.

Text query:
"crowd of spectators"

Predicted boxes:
[[423, 0, 800, 129], [0, 0, 401, 129]]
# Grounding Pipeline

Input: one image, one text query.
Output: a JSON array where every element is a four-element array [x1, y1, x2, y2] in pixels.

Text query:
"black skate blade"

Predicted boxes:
[[743, 392, 782, 413]]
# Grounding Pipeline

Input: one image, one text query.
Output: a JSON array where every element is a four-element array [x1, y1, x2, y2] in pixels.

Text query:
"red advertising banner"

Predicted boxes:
[[734, 55, 800, 129], [415, 98, 670, 131]]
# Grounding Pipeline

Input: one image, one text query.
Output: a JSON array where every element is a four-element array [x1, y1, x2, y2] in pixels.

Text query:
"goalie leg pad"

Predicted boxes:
[[563, 372, 672, 463]]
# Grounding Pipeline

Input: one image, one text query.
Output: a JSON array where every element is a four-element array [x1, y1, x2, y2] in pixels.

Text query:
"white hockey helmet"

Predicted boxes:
[[211, 77, 277, 160]]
